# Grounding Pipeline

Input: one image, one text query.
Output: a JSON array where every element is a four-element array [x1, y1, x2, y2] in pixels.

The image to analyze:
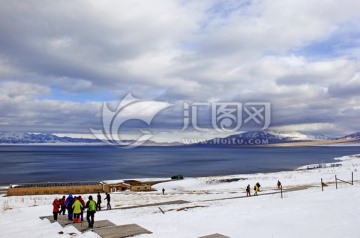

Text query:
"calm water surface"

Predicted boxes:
[[0, 145, 359, 185]]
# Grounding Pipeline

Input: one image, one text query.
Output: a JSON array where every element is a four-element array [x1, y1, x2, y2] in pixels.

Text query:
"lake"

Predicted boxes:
[[0, 145, 359, 185]]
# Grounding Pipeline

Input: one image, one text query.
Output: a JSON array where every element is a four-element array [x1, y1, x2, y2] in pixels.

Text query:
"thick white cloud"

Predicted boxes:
[[0, 0, 359, 136], [0, 81, 101, 132]]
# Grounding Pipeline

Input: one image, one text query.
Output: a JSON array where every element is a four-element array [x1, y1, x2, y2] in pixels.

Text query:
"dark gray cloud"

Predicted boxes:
[[328, 82, 360, 98], [276, 75, 320, 86]]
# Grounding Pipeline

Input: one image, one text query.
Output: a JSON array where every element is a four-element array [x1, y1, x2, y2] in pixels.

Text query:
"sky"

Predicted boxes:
[[0, 0, 359, 141]]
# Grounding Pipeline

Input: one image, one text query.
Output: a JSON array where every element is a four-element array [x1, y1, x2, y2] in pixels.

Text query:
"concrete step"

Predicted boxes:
[[93, 223, 152, 238]]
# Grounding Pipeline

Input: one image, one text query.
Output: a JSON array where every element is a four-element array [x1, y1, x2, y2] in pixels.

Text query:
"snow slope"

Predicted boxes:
[[0, 154, 359, 238]]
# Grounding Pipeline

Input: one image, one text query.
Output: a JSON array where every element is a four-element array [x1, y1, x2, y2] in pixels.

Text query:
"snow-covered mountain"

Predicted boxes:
[[338, 132, 360, 140], [229, 130, 292, 143], [267, 131, 335, 141], [0, 132, 101, 144], [0, 132, 182, 146]]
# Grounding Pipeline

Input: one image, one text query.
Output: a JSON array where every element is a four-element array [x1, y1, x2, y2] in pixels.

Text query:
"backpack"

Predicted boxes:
[[89, 200, 96, 212], [66, 197, 74, 209]]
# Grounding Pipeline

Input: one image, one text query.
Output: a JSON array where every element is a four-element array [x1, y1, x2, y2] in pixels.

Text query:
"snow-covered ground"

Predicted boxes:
[[0, 154, 359, 238]]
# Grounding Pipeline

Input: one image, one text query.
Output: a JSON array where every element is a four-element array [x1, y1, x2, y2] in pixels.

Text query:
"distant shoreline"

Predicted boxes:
[[0, 138, 359, 147]]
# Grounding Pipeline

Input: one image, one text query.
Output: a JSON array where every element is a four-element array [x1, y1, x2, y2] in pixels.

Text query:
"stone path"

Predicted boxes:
[[72, 220, 115, 232], [118, 200, 190, 210], [40, 216, 152, 237], [200, 185, 317, 202], [93, 224, 152, 238], [40, 215, 75, 227], [39, 215, 56, 222], [39, 200, 189, 237]]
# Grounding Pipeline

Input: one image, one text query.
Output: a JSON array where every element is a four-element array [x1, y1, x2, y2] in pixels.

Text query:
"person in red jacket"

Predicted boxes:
[[59, 196, 66, 215], [52, 198, 61, 221], [78, 196, 85, 221]]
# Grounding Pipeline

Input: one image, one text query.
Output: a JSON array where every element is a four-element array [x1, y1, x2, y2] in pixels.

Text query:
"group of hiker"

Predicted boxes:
[[245, 180, 282, 196], [52, 192, 112, 229], [95, 192, 112, 210], [245, 182, 261, 196]]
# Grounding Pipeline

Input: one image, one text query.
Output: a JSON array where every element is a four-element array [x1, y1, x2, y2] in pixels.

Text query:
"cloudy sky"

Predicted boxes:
[[0, 0, 359, 141]]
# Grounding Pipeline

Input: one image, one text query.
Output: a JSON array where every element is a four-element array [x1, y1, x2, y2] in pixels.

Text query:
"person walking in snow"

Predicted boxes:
[[162, 188, 165, 195], [246, 184, 251, 197], [72, 197, 83, 223], [52, 198, 61, 221], [256, 182, 261, 191], [254, 183, 259, 196], [96, 192, 102, 211], [59, 196, 66, 215], [104, 193, 111, 210], [65, 194, 74, 220], [86, 195, 97, 228]]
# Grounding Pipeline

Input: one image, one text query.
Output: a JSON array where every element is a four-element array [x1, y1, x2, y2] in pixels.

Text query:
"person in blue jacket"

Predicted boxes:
[[65, 194, 74, 220]]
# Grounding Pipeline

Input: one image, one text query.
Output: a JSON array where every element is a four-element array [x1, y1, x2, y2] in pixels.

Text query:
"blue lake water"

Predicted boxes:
[[0, 145, 359, 185]]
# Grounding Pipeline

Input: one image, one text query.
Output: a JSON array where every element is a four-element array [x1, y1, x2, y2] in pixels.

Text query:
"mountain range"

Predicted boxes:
[[0, 132, 101, 144], [196, 130, 360, 147], [0, 131, 359, 146]]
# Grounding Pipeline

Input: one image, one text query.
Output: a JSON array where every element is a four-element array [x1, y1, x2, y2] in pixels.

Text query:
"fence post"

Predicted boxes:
[[281, 185, 283, 198], [321, 178, 323, 191], [352, 172, 353, 185], [335, 175, 337, 189]]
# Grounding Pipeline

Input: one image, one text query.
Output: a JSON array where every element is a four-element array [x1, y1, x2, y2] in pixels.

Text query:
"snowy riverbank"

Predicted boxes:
[[0, 154, 359, 238]]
